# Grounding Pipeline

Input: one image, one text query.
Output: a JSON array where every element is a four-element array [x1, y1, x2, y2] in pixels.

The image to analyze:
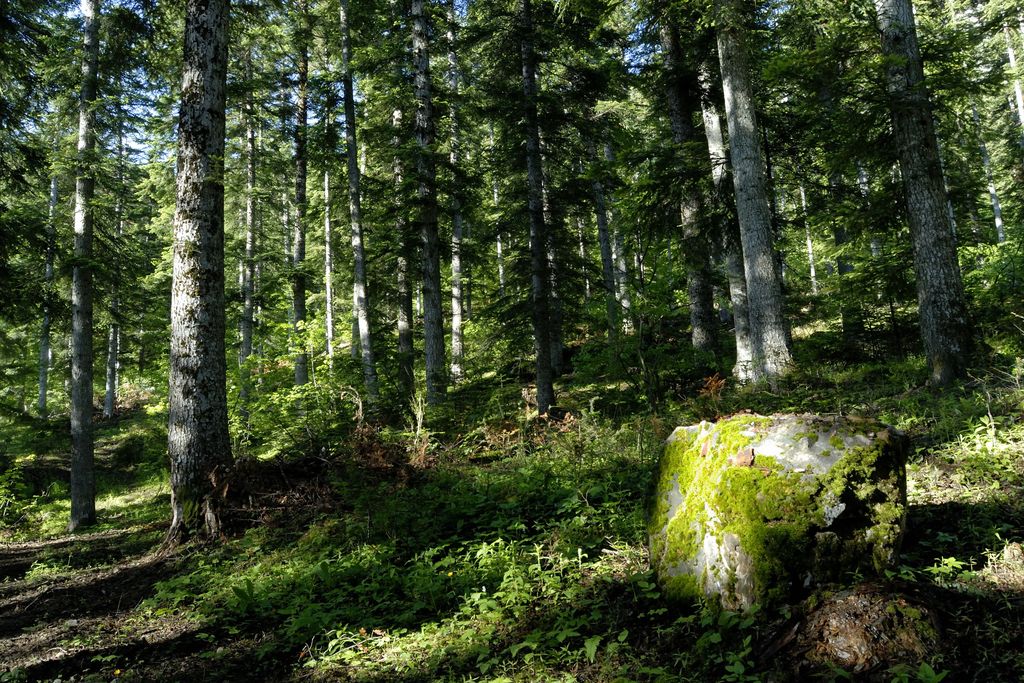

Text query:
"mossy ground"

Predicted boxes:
[[1, 352, 1023, 681]]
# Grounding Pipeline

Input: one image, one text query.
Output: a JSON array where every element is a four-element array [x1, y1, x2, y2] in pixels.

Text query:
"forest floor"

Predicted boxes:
[[1, 354, 1023, 682]]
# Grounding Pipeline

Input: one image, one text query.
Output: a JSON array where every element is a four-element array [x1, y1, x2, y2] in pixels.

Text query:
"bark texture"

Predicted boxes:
[[520, 0, 555, 414], [412, 0, 447, 404], [715, 0, 793, 380], [341, 0, 379, 400], [167, 0, 231, 542], [70, 0, 100, 532], [875, 0, 972, 385]]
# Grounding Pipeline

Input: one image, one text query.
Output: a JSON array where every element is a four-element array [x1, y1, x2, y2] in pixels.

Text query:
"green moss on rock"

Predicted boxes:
[[648, 414, 908, 610]]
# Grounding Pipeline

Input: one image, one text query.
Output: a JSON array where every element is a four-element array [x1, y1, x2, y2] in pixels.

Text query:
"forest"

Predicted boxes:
[[0, 0, 1022, 678]]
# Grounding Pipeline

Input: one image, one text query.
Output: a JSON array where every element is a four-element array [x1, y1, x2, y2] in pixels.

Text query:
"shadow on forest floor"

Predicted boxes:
[[2, 367, 1024, 681]]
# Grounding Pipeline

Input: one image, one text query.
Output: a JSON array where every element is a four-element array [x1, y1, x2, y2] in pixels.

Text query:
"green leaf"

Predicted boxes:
[[584, 635, 601, 663]]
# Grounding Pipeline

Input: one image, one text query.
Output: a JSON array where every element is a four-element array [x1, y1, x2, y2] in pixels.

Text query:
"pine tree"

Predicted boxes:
[[167, 0, 231, 542], [69, 0, 101, 532]]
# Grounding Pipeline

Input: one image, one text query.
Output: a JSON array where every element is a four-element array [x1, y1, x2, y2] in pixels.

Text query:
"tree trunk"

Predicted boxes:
[[167, 0, 231, 542], [38, 176, 57, 416], [520, 0, 555, 414], [292, 2, 309, 386], [491, 125, 506, 299], [324, 170, 335, 360], [1005, 26, 1024, 131], [411, 0, 447, 404], [323, 79, 336, 363], [393, 106, 415, 401], [660, 22, 718, 357], [698, 61, 754, 378], [103, 321, 119, 418], [972, 104, 1005, 243], [447, 0, 465, 384], [240, 50, 256, 410], [104, 126, 127, 420], [715, 0, 793, 380], [70, 0, 100, 532], [874, 0, 972, 385], [341, 0, 379, 400], [798, 184, 818, 295], [539, 136, 563, 377], [604, 143, 632, 331], [587, 139, 619, 341], [576, 216, 590, 299]]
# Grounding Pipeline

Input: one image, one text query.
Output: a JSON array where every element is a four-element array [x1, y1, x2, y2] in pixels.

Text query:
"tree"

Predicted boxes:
[[520, 0, 555, 415], [698, 59, 754, 380], [38, 176, 57, 416], [340, 0, 379, 401], [447, 0, 466, 384], [659, 19, 718, 357], [69, 0, 101, 532], [239, 47, 257, 410], [292, 0, 309, 387], [873, 0, 972, 385], [714, 0, 793, 381], [167, 0, 231, 542], [412, 0, 447, 404]]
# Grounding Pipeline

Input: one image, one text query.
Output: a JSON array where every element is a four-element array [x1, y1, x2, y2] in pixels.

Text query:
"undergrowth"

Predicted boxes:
[[1, 351, 1023, 682]]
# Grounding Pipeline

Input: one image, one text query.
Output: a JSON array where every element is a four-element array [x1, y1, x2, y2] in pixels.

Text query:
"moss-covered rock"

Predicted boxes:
[[648, 414, 908, 610]]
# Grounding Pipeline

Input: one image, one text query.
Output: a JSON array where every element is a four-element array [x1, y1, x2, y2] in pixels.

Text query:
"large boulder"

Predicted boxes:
[[648, 413, 908, 610]]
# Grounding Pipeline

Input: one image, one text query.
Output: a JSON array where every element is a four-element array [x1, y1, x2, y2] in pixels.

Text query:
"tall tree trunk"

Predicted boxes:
[[520, 0, 555, 414], [798, 184, 818, 295], [103, 321, 119, 418], [412, 0, 447, 404], [874, 0, 972, 385], [576, 215, 590, 299], [604, 143, 632, 331], [715, 0, 793, 380], [539, 136, 563, 377], [1005, 26, 1024, 131], [38, 176, 57, 416], [70, 0, 100, 532], [341, 0, 379, 400], [660, 22, 718, 357], [324, 170, 335, 360], [168, 0, 231, 542], [698, 61, 754, 378], [292, 2, 309, 386], [587, 139, 619, 341], [972, 104, 1006, 243], [323, 84, 336, 363], [447, 0, 465, 383], [240, 49, 257, 410], [490, 124, 506, 299], [104, 125, 126, 420], [393, 107, 415, 401]]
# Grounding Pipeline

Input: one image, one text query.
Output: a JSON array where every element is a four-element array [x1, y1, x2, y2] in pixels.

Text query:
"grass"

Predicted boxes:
[[1, 350, 1023, 681]]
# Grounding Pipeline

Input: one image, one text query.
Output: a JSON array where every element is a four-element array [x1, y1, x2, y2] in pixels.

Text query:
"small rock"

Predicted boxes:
[[778, 583, 940, 678]]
